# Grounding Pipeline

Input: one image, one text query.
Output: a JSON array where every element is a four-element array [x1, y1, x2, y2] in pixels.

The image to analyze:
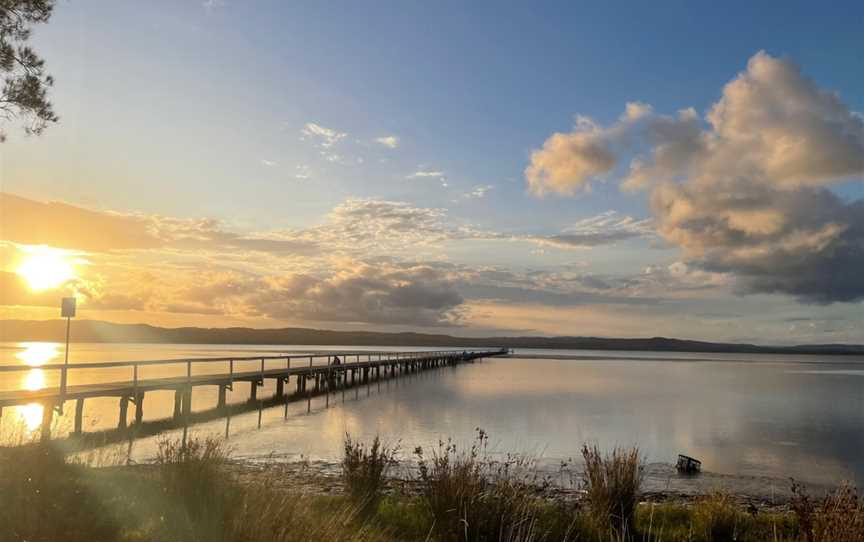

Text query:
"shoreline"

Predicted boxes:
[[117, 456, 835, 512]]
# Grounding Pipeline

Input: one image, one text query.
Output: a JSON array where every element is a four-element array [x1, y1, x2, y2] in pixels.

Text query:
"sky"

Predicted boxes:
[[1, 0, 862, 343]]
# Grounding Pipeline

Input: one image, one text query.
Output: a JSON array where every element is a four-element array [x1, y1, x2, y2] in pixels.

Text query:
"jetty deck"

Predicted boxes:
[[0, 348, 506, 440]]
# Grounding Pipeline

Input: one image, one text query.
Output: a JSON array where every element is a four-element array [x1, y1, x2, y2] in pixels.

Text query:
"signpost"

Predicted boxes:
[[58, 297, 76, 412]]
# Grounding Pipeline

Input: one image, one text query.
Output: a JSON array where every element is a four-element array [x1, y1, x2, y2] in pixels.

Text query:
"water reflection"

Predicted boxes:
[[16, 404, 43, 434], [24, 369, 45, 391], [16, 342, 61, 366], [10, 343, 60, 435]]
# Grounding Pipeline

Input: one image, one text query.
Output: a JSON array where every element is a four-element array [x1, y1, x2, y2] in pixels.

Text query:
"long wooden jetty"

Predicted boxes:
[[0, 348, 506, 440]]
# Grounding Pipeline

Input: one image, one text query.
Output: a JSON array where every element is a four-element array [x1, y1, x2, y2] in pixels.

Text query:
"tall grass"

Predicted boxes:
[[690, 491, 742, 541], [413, 429, 563, 542], [0, 441, 121, 542], [152, 436, 241, 540], [3, 431, 863, 542], [580, 443, 643, 538], [790, 481, 864, 542], [342, 434, 398, 516]]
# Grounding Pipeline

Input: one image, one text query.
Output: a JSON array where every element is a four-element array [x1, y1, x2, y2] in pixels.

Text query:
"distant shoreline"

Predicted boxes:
[[2, 319, 863, 356]]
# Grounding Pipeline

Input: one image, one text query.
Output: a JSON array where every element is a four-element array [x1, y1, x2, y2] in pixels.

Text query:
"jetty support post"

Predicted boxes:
[[73, 398, 85, 434], [134, 391, 144, 425], [173, 389, 183, 421], [40, 401, 54, 442], [218, 384, 227, 409], [118, 396, 129, 430]]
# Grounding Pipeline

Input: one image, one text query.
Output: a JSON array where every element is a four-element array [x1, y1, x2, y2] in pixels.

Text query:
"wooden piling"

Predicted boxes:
[[118, 396, 129, 430], [73, 398, 85, 434], [173, 389, 183, 420], [134, 392, 144, 425], [218, 384, 227, 409], [40, 403, 53, 442]]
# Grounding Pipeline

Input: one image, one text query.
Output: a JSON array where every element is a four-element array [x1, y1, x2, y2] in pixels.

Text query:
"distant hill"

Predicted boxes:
[[1, 319, 862, 356]]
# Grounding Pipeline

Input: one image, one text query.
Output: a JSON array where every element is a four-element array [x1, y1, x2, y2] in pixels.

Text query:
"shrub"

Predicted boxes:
[[580, 444, 643, 538], [153, 435, 241, 540], [791, 481, 863, 542], [0, 442, 121, 542], [342, 434, 398, 516], [414, 428, 550, 542]]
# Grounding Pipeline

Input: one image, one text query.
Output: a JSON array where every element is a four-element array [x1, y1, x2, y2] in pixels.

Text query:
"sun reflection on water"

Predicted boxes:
[[24, 369, 46, 391], [16, 342, 61, 366], [7, 343, 60, 436], [15, 404, 44, 434]]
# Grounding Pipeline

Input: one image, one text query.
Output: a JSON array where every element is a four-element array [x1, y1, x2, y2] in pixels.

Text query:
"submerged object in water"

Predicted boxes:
[[676, 454, 702, 474]]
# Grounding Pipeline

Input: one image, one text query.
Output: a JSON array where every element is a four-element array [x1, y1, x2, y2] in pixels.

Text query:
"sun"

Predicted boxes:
[[16, 247, 76, 291]]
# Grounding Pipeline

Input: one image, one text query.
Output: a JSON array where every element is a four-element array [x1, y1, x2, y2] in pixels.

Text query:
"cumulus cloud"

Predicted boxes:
[[250, 262, 464, 326], [525, 116, 617, 196], [527, 51, 864, 303], [375, 135, 399, 148]]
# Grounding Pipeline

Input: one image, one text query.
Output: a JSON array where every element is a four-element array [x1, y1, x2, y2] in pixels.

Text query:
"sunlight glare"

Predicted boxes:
[[16, 404, 44, 434], [15, 247, 75, 291], [15, 342, 61, 366], [23, 369, 46, 391]]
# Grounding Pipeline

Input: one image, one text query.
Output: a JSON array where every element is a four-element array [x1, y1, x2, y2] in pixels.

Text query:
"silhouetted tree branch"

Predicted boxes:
[[0, 0, 57, 142]]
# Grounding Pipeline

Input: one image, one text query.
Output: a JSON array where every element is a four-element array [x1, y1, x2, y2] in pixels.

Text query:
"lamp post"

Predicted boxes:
[[59, 297, 76, 411]]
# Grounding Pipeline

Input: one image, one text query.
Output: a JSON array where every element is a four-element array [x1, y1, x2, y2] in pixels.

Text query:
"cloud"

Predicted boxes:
[[292, 198, 462, 251], [407, 169, 445, 179], [525, 116, 617, 196], [0, 193, 674, 326], [301, 122, 347, 148], [0, 192, 318, 255], [261, 159, 277, 167], [528, 51, 864, 303], [375, 135, 399, 149], [536, 210, 653, 249], [0, 193, 162, 251], [0, 270, 78, 307], [457, 185, 493, 201], [295, 165, 311, 180], [249, 262, 464, 326], [202, 0, 225, 11]]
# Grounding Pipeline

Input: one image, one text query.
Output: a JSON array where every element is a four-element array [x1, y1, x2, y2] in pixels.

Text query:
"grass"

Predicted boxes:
[[580, 443, 644, 537], [790, 480, 864, 542], [412, 428, 563, 541], [1, 432, 862, 541], [342, 434, 398, 517]]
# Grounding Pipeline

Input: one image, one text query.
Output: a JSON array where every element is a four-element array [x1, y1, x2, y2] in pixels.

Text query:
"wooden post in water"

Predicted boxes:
[[118, 396, 129, 430], [257, 358, 264, 429], [40, 402, 53, 442], [218, 385, 227, 409], [73, 398, 85, 434], [134, 391, 144, 425], [173, 389, 183, 421]]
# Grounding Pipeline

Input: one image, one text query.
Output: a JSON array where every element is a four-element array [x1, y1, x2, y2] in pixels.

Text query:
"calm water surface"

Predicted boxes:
[[1, 342, 862, 490]]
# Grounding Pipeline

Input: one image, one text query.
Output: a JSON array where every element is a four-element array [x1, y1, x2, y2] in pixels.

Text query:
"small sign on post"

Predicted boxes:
[[59, 297, 77, 412], [61, 297, 77, 318]]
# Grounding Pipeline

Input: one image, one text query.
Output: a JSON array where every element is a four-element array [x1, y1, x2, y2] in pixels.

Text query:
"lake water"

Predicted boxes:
[[1, 342, 862, 494]]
